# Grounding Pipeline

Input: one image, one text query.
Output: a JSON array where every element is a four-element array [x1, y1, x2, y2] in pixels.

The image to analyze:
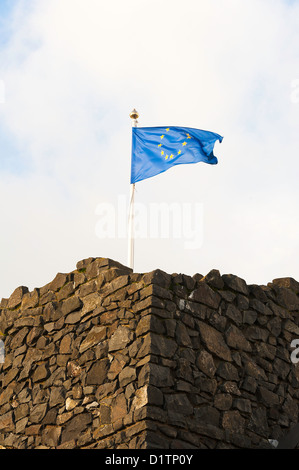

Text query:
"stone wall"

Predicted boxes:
[[0, 257, 299, 449]]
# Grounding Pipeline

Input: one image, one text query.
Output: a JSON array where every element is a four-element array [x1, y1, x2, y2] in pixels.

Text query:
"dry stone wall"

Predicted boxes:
[[0, 257, 299, 449]]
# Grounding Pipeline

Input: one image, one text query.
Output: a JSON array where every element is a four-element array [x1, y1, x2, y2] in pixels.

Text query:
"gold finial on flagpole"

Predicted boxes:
[[130, 108, 139, 127]]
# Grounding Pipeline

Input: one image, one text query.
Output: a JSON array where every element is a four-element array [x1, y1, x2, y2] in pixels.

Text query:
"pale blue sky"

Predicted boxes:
[[0, 0, 299, 300], [0, 0, 16, 42], [0, 0, 27, 173], [0, 0, 15, 18]]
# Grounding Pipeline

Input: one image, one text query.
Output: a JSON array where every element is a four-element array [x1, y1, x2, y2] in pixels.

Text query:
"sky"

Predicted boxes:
[[0, 0, 299, 300]]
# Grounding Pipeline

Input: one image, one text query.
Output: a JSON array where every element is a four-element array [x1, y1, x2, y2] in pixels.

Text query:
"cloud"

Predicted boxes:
[[0, 0, 299, 298]]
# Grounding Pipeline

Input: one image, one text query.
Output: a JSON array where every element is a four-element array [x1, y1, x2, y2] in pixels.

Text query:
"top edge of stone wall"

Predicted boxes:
[[1, 256, 299, 314]]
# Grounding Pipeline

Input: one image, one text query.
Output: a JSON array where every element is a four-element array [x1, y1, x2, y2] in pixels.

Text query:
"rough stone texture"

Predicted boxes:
[[0, 259, 299, 449]]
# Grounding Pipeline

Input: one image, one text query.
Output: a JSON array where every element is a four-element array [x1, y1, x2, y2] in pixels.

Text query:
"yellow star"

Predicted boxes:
[[186, 133, 191, 139], [170, 154, 174, 159], [158, 143, 162, 147], [161, 135, 165, 139], [161, 150, 164, 156], [166, 128, 170, 132], [165, 155, 169, 160], [182, 142, 187, 146], [178, 150, 182, 155]]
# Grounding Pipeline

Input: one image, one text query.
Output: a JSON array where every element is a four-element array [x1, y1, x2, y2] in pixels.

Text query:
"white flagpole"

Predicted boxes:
[[128, 109, 139, 271]]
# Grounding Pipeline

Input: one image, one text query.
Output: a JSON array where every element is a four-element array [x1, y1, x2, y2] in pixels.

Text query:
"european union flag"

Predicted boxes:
[[130, 126, 223, 184]]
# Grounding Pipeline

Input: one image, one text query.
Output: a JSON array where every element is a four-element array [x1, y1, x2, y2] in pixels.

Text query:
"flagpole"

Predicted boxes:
[[128, 108, 139, 271]]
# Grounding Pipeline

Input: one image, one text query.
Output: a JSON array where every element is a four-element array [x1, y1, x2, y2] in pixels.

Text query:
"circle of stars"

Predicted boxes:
[[158, 128, 192, 161]]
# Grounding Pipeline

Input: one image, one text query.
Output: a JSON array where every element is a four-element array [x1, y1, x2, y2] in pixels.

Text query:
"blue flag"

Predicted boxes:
[[130, 126, 223, 184]]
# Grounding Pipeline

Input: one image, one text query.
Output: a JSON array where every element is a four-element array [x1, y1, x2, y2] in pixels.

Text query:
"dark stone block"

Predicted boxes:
[[30, 403, 48, 424], [197, 321, 232, 362], [243, 310, 257, 325], [225, 304, 243, 326], [176, 358, 194, 384], [142, 269, 172, 289], [56, 282, 75, 301], [236, 294, 250, 311], [79, 326, 106, 353], [61, 413, 92, 443], [254, 342, 276, 361], [111, 393, 127, 422], [8, 286, 29, 309], [270, 284, 299, 310], [217, 362, 239, 381], [225, 324, 252, 352], [245, 326, 269, 342], [189, 282, 221, 309], [182, 274, 196, 291], [272, 277, 299, 294], [214, 393, 233, 411], [195, 376, 217, 395], [190, 422, 225, 441], [109, 325, 134, 352], [49, 387, 65, 408], [225, 430, 252, 448], [42, 408, 58, 425], [196, 350, 216, 378], [136, 315, 165, 337], [257, 386, 280, 406], [222, 410, 245, 434], [249, 298, 273, 315], [151, 333, 178, 358], [203, 270, 224, 289], [165, 393, 193, 416], [184, 300, 207, 319], [10, 328, 29, 350], [76, 258, 96, 271], [175, 323, 192, 348], [194, 405, 220, 426], [282, 397, 298, 420], [273, 358, 290, 380], [132, 296, 165, 314], [86, 359, 109, 385], [219, 290, 236, 303], [32, 364, 49, 383], [138, 363, 174, 388], [222, 274, 249, 296], [233, 398, 252, 414], [21, 289, 40, 309], [248, 284, 269, 302], [49, 273, 68, 292], [248, 407, 269, 437], [208, 311, 227, 332], [0, 411, 14, 432]]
